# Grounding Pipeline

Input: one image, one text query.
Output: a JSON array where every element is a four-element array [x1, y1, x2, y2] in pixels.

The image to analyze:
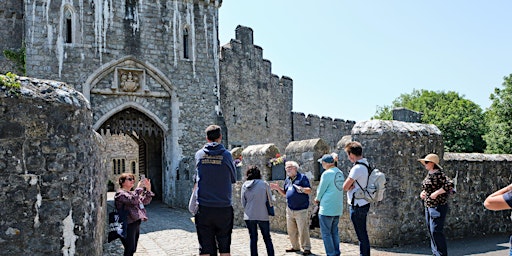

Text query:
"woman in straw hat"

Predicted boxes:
[[418, 153, 454, 256]]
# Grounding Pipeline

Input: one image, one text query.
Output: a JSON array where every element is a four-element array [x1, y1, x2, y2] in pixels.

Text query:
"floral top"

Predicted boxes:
[[115, 188, 155, 224], [421, 170, 454, 208]]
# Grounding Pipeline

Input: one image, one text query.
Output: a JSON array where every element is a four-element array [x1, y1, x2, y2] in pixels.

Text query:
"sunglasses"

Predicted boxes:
[[126, 178, 134, 181], [424, 161, 431, 164]]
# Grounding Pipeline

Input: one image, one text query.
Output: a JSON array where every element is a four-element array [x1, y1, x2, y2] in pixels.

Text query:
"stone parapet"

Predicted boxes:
[[0, 76, 106, 254]]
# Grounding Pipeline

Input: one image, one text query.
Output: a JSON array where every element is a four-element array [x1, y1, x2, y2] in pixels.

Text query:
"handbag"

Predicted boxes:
[[188, 186, 199, 215], [107, 205, 128, 242], [309, 204, 320, 230], [265, 186, 275, 216]]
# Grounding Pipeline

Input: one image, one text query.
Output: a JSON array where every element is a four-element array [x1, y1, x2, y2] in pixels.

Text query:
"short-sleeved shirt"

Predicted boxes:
[[421, 169, 454, 208], [347, 159, 370, 206], [284, 172, 310, 210], [503, 191, 512, 208]]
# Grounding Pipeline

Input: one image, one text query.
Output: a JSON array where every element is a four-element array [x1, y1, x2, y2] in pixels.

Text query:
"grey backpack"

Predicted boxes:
[[354, 162, 386, 203]]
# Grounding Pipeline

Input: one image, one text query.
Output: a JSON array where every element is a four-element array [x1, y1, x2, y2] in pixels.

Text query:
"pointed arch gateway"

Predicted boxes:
[[85, 56, 176, 201]]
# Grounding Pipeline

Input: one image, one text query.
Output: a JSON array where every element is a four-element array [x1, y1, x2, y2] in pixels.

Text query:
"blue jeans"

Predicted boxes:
[[245, 220, 275, 256], [319, 214, 340, 256], [350, 204, 370, 256], [425, 204, 448, 256]]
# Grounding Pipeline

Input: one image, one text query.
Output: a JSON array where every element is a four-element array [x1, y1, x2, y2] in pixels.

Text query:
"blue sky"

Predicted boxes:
[[218, 1, 512, 122]]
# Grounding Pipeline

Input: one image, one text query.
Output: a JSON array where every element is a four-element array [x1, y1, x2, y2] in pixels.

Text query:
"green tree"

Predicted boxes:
[[373, 89, 487, 153], [483, 74, 512, 154]]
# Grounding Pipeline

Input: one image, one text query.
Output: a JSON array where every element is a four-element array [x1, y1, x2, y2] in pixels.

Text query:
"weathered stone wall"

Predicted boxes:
[[220, 25, 293, 152], [0, 0, 24, 74], [292, 112, 355, 151], [443, 153, 512, 238], [0, 77, 107, 255]]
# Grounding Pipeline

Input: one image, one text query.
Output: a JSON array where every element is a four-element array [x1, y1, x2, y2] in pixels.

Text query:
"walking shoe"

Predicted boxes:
[[285, 248, 300, 252], [302, 249, 312, 255]]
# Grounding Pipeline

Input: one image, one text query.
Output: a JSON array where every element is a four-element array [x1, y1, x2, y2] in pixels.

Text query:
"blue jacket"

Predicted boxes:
[[195, 142, 236, 207]]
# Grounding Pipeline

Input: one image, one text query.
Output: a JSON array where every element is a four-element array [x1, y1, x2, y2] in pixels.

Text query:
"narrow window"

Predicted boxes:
[[132, 161, 136, 174], [65, 9, 73, 43], [122, 159, 126, 173], [183, 28, 189, 59], [112, 159, 116, 174], [117, 159, 121, 174]]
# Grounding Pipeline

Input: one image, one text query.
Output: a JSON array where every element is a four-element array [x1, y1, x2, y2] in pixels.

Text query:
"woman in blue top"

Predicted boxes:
[[241, 166, 275, 256], [314, 154, 345, 256]]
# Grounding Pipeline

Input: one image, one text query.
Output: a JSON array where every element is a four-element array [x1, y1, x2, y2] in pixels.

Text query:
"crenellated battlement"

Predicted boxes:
[[292, 112, 355, 149]]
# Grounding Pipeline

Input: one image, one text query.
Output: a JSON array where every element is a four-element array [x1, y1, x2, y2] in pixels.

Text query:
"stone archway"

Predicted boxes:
[[85, 56, 180, 205], [98, 107, 164, 199]]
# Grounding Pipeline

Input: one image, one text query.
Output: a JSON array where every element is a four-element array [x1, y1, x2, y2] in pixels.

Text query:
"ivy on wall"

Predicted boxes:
[[3, 42, 26, 75]]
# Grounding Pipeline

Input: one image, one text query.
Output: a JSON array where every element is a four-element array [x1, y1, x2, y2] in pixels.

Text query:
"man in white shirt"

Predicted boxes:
[[343, 141, 370, 256]]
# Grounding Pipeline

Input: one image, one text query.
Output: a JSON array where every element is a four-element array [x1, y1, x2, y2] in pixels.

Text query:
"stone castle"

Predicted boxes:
[[3, 1, 512, 255], [1, 0, 354, 200]]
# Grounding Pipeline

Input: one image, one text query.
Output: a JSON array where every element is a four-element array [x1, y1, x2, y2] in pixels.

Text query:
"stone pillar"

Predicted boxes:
[[285, 138, 330, 182], [0, 77, 107, 255], [337, 120, 443, 247], [241, 143, 280, 182], [231, 144, 280, 227]]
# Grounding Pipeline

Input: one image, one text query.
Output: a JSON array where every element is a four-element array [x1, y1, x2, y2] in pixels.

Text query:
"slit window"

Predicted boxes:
[[65, 9, 73, 43], [183, 28, 189, 59]]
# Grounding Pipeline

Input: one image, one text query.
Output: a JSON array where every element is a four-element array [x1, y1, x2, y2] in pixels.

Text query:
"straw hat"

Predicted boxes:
[[417, 153, 442, 169]]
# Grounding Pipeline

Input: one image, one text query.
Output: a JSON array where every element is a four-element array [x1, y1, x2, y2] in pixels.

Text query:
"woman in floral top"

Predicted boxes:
[[418, 154, 453, 256], [115, 173, 155, 256]]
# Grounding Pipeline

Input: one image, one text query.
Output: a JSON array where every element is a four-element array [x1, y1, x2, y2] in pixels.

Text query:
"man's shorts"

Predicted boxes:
[[195, 205, 234, 255]]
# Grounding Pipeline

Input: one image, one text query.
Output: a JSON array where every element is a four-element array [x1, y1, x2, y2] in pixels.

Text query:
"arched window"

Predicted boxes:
[[65, 9, 73, 43], [183, 28, 189, 59]]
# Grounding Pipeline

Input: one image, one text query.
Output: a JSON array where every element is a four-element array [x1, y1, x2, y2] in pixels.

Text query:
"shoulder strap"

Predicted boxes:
[[265, 184, 273, 207], [354, 162, 371, 189]]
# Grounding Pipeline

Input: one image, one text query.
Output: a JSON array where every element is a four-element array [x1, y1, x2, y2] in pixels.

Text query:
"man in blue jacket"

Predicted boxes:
[[270, 161, 312, 255], [195, 125, 236, 256]]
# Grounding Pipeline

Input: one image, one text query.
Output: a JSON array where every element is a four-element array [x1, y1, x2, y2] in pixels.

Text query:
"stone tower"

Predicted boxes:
[[16, 0, 224, 205]]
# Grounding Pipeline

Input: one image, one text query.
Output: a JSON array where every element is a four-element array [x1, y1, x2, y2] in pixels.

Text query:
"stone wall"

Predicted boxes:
[[443, 153, 512, 238], [0, 77, 107, 255]]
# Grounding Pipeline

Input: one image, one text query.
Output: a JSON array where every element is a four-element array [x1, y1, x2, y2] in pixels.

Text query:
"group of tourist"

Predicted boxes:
[[112, 124, 512, 256]]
